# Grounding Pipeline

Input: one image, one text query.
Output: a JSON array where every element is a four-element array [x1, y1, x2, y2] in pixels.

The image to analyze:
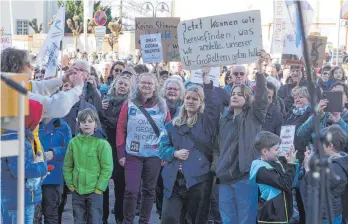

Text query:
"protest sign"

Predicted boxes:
[[135, 17, 180, 61], [331, 48, 344, 65], [0, 34, 12, 51], [177, 10, 263, 70], [271, 0, 287, 55], [306, 35, 327, 68], [95, 26, 106, 52], [190, 67, 220, 87], [140, 33, 163, 63], [279, 125, 296, 156], [167, 44, 180, 62]]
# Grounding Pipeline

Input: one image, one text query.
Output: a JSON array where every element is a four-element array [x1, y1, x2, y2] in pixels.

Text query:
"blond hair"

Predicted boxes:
[[173, 85, 205, 127], [108, 75, 132, 97]]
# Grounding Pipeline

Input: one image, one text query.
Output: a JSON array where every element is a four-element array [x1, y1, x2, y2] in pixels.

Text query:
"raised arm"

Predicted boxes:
[[201, 67, 219, 137], [251, 72, 268, 123]]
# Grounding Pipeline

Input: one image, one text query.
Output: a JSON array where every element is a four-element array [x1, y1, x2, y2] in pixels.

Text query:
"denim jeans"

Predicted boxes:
[[1, 204, 35, 224], [123, 155, 161, 224], [219, 179, 258, 224], [72, 191, 103, 224], [161, 172, 213, 224]]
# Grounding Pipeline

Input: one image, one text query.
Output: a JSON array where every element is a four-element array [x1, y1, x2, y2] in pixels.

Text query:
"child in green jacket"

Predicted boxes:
[[63, 108, 113, 223]]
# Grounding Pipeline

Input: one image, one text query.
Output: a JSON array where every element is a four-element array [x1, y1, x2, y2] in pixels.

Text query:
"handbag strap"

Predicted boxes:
[[185, 131, 212, 162], [132, 99, 160, 137]]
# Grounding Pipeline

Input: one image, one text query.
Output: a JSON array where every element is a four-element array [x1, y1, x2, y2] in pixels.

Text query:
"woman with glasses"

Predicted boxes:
[[116, 73, 171, 224], [224, 70, 233, 95], [317, 65, 332, 91], [100, 61, 125, 95]]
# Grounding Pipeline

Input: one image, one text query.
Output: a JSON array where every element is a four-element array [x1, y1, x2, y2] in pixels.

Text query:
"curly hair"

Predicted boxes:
[[160, 77, 185, 101], [1, 48, 30, 73]]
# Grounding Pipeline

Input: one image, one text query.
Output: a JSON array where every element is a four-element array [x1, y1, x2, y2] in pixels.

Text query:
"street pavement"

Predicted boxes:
[[62, 180, 161, 224]]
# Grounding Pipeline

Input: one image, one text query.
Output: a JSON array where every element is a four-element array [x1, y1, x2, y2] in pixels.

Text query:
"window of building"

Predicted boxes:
[[16, 20, 29, 35]]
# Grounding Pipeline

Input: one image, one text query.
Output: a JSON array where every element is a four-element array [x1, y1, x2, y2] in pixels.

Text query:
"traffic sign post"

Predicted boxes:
[[94, 10, 107, 26]]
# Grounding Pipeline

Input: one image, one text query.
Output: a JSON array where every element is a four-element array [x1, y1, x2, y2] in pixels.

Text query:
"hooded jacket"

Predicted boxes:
[[1, 100, 48, 209], [215, 72, 268, 184], [39, 118, 72, 185], [63, 133, 113, 194]]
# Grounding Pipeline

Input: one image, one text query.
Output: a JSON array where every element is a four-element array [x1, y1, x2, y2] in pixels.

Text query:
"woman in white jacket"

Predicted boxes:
[[1, 48, 85, 119]]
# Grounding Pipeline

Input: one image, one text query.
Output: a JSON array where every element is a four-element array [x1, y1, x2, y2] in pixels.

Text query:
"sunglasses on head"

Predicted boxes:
[[233, 72, 245, 76]]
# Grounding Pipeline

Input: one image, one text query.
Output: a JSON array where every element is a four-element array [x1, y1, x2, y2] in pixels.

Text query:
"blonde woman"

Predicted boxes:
[[116, 73, 171, 224], [158, 67, 220, 224], [100, 75, 132, 224]]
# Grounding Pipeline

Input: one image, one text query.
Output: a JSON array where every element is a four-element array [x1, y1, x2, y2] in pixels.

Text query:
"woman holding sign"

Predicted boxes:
[[214, 55, 268, 224], [158, 67, 219, 224], [116, 73, 171, 224]]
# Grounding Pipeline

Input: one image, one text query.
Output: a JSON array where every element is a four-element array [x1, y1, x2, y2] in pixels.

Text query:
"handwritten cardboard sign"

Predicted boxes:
[[279, 125, 296, 156], [307, 35, 327, 68], [190, 67, 220, 87], [135, 17, 180, 61], [140, 33, 163, 63], [167, 44, 180, 62], [177, 10, 263, 70], [0, 34, 12, 51]]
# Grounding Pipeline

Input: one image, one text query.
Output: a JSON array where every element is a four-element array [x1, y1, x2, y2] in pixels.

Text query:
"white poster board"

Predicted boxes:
[[140, 33, 163, 63], [0, 34, 12, 51], [177, 10, 263, 70], [95, 26, 106, 52], [279, 125, 296, 156], [190, 67, 220, 87]]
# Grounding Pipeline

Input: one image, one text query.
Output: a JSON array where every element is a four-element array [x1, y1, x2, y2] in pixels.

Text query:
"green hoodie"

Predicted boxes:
[[63, 134, 113, 194]]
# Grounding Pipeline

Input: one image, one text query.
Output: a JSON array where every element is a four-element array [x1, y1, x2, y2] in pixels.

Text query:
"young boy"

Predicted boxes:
[[250, 131, 298, 223], [63, 108, 113, 223], [301, 125, 348, 224]]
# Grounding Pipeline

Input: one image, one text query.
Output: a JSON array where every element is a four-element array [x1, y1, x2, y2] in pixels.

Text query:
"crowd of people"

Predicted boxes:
[[1, 46, 348, 224]]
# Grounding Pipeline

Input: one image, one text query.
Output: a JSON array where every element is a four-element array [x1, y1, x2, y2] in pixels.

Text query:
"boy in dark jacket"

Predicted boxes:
[[250, 131, 298, 223], [300, 125, 348, 224]]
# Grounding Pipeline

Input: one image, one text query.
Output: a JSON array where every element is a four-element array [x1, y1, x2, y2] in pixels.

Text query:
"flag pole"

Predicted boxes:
[[9, 0, 14, 37], [337, 0, 342, 65]]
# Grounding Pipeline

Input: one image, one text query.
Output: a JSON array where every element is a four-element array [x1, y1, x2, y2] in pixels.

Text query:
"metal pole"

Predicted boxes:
[[9, 0, 14, 36], [83, 0, 88, 53], [17, 81, 25, 224], [337, 0, 342, 65]]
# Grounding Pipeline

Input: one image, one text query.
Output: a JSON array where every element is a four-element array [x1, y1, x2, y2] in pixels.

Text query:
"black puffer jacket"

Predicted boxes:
[[300, 153, 348, 220]]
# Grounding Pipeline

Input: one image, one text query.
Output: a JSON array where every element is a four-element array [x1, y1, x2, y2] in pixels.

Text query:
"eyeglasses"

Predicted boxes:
[[166, 87, 179, 91], [140, 81, 154, 86], [226, 76, 232, 80], [114, 69, 122, 73], [233, 72, 245, 77]]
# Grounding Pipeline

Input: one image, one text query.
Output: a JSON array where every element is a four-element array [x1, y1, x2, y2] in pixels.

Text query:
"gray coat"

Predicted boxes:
[[213, 72, 268, 182]]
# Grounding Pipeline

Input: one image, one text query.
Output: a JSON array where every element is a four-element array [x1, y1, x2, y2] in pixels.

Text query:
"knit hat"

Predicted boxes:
[[25, 99, 43, 131]]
